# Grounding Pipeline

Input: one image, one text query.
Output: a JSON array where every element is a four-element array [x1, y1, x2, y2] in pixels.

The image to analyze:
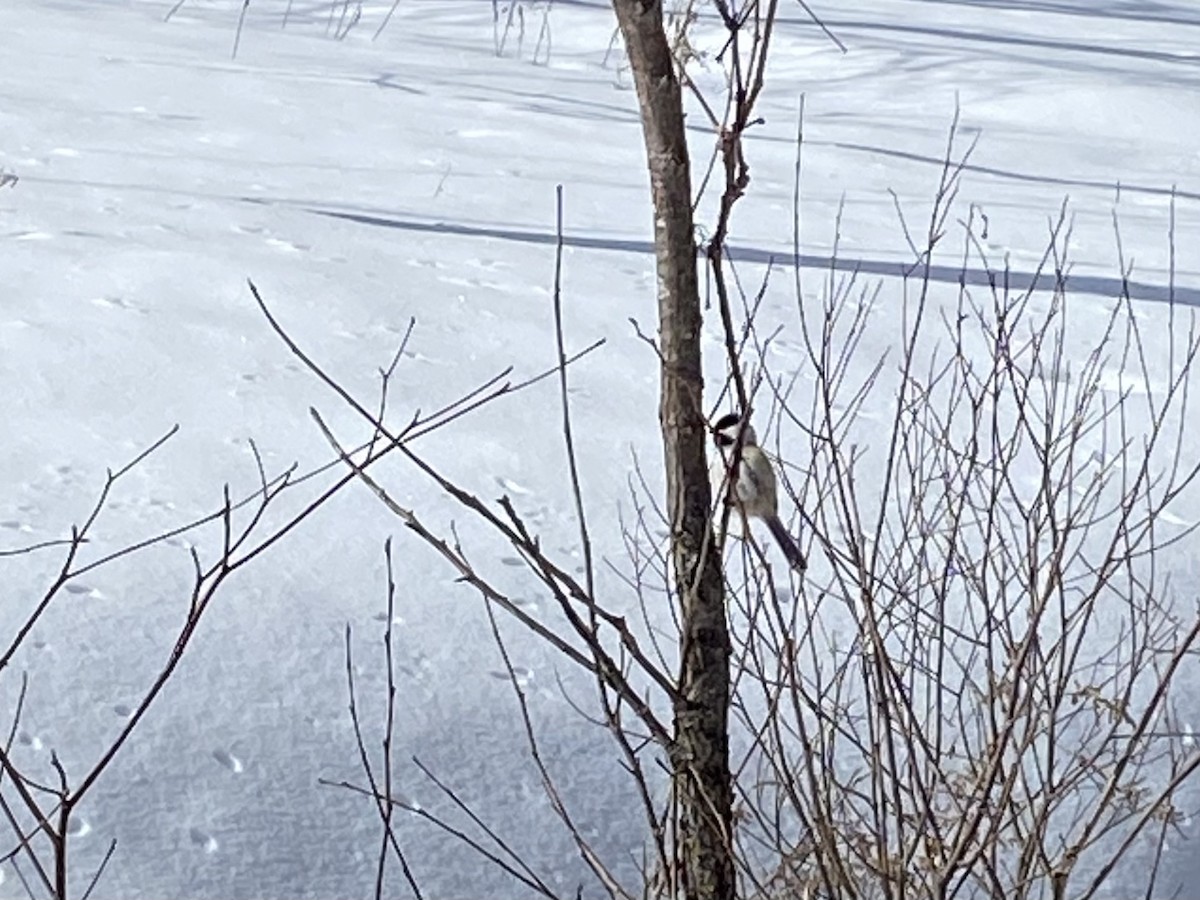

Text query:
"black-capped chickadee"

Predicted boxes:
[[711, 412, 807, 571]]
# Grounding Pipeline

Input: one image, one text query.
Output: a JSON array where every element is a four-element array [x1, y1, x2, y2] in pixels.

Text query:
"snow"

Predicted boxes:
[[1, 0, 1198, 897]]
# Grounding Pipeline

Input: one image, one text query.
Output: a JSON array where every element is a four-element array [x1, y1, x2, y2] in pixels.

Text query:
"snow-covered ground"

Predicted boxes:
[[1, 0, 1197, 897]]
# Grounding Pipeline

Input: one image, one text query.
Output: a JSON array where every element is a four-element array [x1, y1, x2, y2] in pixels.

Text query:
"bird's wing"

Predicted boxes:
[[736, 450, 771, 504]]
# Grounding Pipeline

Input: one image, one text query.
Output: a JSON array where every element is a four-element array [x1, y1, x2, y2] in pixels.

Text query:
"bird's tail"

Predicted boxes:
[[766, 516, 807, 571]]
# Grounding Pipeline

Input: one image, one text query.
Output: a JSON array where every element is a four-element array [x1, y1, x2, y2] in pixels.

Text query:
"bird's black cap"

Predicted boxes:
[[713, 412, 743, 447]]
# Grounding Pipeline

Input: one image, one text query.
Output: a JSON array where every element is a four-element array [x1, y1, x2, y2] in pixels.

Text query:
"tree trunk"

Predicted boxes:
[[608, 2, 734, 898]]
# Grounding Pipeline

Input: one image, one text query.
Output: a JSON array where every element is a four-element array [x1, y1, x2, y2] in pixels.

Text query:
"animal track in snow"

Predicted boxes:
[[107, 494, 176, 516], [405, 257, 447, 270], [44, 463, 82, 488], [264, 237, 308, 254], [230, 364, 305, 398], [189, 827, 219, 854], [66, 817, 90, 838], [91, 295, 147, 314], [212, 748, 244, 774], [396, 651, 434, 683], [495, 476, 531, 496], [521, 506, 552, 527], [468, 257, 510, 274], [64, 582, 103, 599], [488, 666, 533, 686], [371, 611, 406, 627], [231, 224, 309, 254], [436, 273, 505, 291]]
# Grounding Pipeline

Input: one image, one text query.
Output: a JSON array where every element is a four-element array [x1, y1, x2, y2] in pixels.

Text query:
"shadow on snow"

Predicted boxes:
[[306, 205, 1200, 307]]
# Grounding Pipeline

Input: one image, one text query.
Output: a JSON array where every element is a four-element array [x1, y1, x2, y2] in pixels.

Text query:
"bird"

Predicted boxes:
[[711, 412, 807, 571]]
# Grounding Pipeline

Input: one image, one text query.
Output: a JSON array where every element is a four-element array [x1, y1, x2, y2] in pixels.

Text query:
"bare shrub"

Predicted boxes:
[[0, 303, 552, 898], [295, 77, 1200, 900], [722, 124, 1200, 899], [0, 429, 356, 898], [234, 1, 1199, 898]]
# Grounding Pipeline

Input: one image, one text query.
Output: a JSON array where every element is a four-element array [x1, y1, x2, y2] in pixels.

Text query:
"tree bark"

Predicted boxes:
[[608, 2, 734, 898]]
